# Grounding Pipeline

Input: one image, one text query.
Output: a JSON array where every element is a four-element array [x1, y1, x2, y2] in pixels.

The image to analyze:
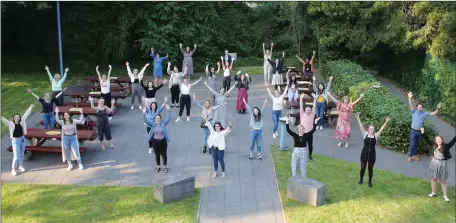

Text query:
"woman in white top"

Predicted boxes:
[[2, 104, 34, 176], [263, 42, 273, 85], [96, 65, 113, 108], [175, 73, 203, 122], [54, 107, 85, 171], [194, 94, 223, 154], [221, 56, 234, 92], [266, 84, 289, 138], [205, 120, 232, 179]]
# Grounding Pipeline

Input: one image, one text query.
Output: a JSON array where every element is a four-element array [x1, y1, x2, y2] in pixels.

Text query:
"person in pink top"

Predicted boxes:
[[328, 92, 364, 148], [299, 93, 317, 160]]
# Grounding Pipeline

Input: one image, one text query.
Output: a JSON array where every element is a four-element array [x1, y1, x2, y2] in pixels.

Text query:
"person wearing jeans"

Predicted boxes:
[[244, 98, 268, 160], [2, 104, 34, 176], [407, 91, 441, 162], [205, 120, 232, 179], [126, 62, 149, 110], [266, 84, 288, 139], [27, 88, 65, 129], [312, 75, 333, 130], [194, 95, 222, 154], [45, 66, 68, 106]]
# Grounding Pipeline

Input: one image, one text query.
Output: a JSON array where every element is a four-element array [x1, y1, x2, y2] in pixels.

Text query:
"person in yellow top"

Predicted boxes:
[[312, 75, 333, 130]]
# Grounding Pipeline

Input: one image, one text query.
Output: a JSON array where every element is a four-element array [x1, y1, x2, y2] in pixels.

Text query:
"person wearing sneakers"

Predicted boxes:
[[145, 104, 172, 173], [407, 91, 441, 162], [312, 75, 333, 131], [175, 72, 203, 122], [193, 94, 223, 154], [89, 96, 117, 150], [243, 97, 268, 160], [422, 128, 455, 202], [126, 61, 149, 110], [141, 79, 166, 113], [167, 62, 185, 107], [355, 113, 390, 188], [54, 107, 85, 171], [266, 82, 289, 139], [299, 93, 317, 160], [205, 120, 232, 179], [205, 62, 221, 103], [145, 98, 167, 154], [96, 65, 113, 108], [2, 104, 34, 176]]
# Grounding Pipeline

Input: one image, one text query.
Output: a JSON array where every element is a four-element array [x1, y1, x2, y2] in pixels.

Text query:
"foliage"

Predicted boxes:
[[321, 60, 437, 154], [271, 147, 455, 223]]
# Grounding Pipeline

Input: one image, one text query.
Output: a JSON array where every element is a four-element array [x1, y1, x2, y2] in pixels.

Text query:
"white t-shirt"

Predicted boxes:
[[223, 69, 231, 77], [272, 96, 284, 111], [180, 84, 191, 95], [100, 80, 110, 94]]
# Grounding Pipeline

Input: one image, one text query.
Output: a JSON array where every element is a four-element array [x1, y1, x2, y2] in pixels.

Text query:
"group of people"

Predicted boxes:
[[3, 43, 454, 203]]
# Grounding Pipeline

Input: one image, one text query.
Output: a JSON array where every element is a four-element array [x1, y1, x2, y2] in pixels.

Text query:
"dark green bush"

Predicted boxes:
[[320, 60, 437, 155]]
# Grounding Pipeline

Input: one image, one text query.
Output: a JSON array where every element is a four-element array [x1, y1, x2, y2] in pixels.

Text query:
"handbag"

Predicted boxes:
[[200, 119, 208, 128]]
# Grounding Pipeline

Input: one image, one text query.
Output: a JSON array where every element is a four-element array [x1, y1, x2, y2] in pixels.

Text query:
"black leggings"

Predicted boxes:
[[101, 92, 112, 108], [170, 85, 180, 104], [305, 133, 314, 156], [179, 94, 191, 116], [151, 138, 167, 166], [223, 76, 231, 92], [146, 127, 153, 148], [360, 160, 375, 183], [52, 91, 64, 106]]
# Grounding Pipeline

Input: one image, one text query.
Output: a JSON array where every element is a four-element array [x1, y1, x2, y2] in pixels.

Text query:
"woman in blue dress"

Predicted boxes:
[[150, 47, 169, 87]]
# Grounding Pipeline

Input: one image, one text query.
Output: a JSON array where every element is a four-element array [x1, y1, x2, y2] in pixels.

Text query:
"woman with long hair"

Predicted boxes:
[[45, 66, 69, 106], [180, 43, 197, 79], [145, 104, 171, 173], [206, 62, 221, 103], [266, 84, 289, 139], [268, 52, 285, 91], [296, 50, 316, 80], [194, 95, 223, 154], [234, 72, 251, 114], [221, 56, 234, 92], [54, 107, 85, 171], [422, 131, 456, 202], [141, 78, 166, 114], [328, 92, 364, 147], [312, 75, 333, 130], [355, 113, 390, 188], [27, 88, 65, 129], [149, 47, 169, 85], [96, 65, 113, 108], [205, 120, 232, 179], [175, 73, 202, 122], [287, 84, 299, 102], [89, 96, 117, 150], [126, 62, 149, 110], [286, 70, 297, 87], [144, 98, 167, 154], [2, 104, 34, 176], [167, 62, 185, 107], [243, 98, 268, 160], [204, 80, 235, 127], [263, 42, 273, 85]]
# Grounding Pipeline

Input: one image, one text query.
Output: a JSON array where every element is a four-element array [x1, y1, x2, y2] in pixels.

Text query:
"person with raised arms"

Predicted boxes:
[[263, 42, 273, 85], [167, 62, 185, 108], [89, 96, 117, 150], [204, 79, 235, 127], [144, 97, 167, 154], [205, 119, 232, 179], [180, 43, 197, 79], [126, 61, 149, 110], [221, 55, 234, 92], [205, 62, 221, 103], [194, 94, 223, 154], [312, 75, 333, 131], [145, 104, 172, 173], [27, 88, 66, 129], [267, 51, 285, 91], [175, 71, 202, 122], [243, 98, 268, 160], [266, 83, 289, 139], [96, 65, 113, 109], [45, 66, 69, 106], [149, 47, 169, 86], [299, 93, 317, 160], [234, 71, 251, 114]]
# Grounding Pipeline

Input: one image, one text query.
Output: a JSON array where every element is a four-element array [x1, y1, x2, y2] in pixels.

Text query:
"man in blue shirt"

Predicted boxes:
[[407, 92, 441, 162]]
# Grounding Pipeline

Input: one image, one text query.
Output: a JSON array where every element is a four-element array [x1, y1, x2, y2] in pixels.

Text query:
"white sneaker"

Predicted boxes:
[[444, 196, 450, 202], [67, 164, 73, 171], [319, 126, 323, 131], [186, 117, 190, 122], [428, 193, 436, 198], [109, 117, 112, 120], [149, 148, 152, 154], [175, 117, 181, 122], [11, 169, 17, 176], [78, 164, 84, 170], [139, 105, 142, 109], [131, 106, 134, 110], [212, 172, 217, 178], [18, 166, 26, 172], [337, 141, 342, 147], [222, 172, 226, 179], [345, 142, 349, 148], [273, 133, 277, 139]]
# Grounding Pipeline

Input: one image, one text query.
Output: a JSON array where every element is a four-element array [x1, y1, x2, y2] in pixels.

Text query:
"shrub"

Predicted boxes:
[[320, 60, 437, 155]]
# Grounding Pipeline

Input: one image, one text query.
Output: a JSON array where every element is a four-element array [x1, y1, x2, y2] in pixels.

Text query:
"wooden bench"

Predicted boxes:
[[63, 102, 122, 107], [7, 145, 87, 153], [39, 119, 97, 129]]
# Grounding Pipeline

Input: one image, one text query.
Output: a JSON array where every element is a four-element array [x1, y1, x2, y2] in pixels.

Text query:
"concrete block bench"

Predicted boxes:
[[287, 176, 326, 207], [153, 173, 195, 204]]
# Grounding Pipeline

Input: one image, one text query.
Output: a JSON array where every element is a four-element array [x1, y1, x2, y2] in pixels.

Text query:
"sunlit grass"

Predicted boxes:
[[2, 184, 200, 223], [271, 146, 455, 223]]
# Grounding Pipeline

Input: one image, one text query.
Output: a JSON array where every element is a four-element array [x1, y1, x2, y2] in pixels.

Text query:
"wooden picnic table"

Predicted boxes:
[[55, 106, 98, 116], [84, 76, 131, 88], [64, 87, 127, 103], [82, 83, 127, 92], [285, 101, 339, 126]]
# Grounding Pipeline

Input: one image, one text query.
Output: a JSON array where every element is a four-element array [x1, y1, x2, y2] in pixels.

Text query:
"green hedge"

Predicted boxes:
[[320, 60, 437, 155]]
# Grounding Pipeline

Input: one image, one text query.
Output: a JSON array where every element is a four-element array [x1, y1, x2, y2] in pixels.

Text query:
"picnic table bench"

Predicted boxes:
[[285, 101, 339, 126], [63, 102, 122, 108], [39, 114, 97, 130], [84, 76, 131, 88], [82, 83, 127, 92], [64, 87, 127, 104]]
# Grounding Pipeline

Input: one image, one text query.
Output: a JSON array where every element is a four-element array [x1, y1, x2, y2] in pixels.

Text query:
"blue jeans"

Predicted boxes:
[[408, 129, 421, 157], [272, 110, 282, 133], [202, 119, 213, 145], [316, 102, 326, 126], [12, 136, 26, 169], [42, 112, 55, 129], [211, 148, 225, 172], [249, 129, 263, 152], [63, 135, 82, 164]]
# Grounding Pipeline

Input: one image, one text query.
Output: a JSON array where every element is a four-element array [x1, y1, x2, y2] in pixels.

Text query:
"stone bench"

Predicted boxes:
[[153, 173, 195, 204], [287, 176, 326, 207]]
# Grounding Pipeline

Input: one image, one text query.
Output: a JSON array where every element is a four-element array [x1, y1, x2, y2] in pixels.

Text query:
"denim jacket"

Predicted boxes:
[[145, 104, 165, 121], [145, 110, 171, 142], [313, 81, 331, 103]]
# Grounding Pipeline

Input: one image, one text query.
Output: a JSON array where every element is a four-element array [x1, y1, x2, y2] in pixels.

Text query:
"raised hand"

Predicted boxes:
[[271, 42, 274, 46], [421, 127, 425, 134], [65, 68, 69, 72], [264, 98, 268, 105], [88, 96, 93, 101], [312, 50, 316, 54], [27, 88, 32, 93], [407, 92, 413, 98], [108, 65, 112, 70], [236, 70, 242, 75], [30, 104, 35, 108], [165, 104, 170, 110], [194, 44, 197, 48], [45, 66, 49, 71], [360, 93, 365, 98], [96, 66, 99, 70], [151, 47, 154, 52], [179, 43, 182, 47], [55, 107, 59, 113], [204, 81, 208, 85], [282, 52, 285, 57], [329, 76, 333, 81], [220, 56, 224, 60], [300, 93, 304, 98], [163, 79, 168, 84], [437, 102, 442, 109], [206, 62, 209, 66], [166, 53, 169, 57], [145, 63, 150, 67], [312, 76, 316, 81], [126, 61, 129, 66], [216, 61, 220, 66], [245, 73, 249, 77], [386, 116, 391, 123]]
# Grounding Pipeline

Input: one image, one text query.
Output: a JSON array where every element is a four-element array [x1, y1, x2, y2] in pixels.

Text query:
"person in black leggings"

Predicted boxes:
[[355, 113, 390, 188], [145, 104, 171, 173], [175, 74, 202, 122]]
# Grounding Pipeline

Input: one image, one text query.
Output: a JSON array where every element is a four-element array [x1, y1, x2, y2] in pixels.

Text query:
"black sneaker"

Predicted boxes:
[[155, 167, 161, 172], [308, 155, 313, 160], [203, 146, 207, 154], [358, 179, 363, 185], [368, 182, 372, 188]]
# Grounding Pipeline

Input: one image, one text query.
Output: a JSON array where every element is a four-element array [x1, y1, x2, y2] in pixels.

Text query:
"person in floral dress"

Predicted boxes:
[[328, 92, 364, 147]]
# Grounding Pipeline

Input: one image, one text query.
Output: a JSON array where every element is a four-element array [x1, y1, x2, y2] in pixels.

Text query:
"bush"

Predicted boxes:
[[320, 60, 437, 155]]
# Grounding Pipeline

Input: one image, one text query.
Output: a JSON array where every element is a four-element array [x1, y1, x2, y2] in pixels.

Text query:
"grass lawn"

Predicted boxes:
[[271, 146, 455, 223], [2, 184, 200, 223]]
